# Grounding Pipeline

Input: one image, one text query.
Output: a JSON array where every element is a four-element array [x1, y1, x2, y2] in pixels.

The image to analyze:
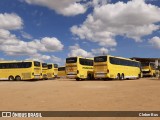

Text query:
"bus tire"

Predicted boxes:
[[117, 73, 121, 80], [153, 73, 156, 77], [8, 76, 14, 81], [87, 74, 92, 80], [121, 74, 124, 80], [76, 78, 80, 81], [138, 74, 141, 79], [15, 76, 21, 81], [91, 74, 95, 80]]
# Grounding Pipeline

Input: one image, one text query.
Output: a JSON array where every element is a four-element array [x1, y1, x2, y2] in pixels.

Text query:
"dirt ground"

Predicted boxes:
[[0, 78, 160, 120]]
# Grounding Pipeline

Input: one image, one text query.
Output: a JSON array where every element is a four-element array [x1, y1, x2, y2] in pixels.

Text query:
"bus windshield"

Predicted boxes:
[[94, 56, 107, 62], [54, 64, 58, 68], [66, 57, 77, 63], [141, 62, 149, 66], [58, 67, 65, 71], [34, 61, 40, 67], [47, 64, 52, 69], [42, 63, 47, 68]]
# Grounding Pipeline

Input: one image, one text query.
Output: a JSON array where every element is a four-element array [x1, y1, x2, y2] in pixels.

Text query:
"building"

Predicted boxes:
[[131, 57, 160, 69]]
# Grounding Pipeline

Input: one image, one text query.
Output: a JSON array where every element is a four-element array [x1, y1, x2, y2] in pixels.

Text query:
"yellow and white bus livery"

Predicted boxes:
[[41, 63, 48, 80], [66, 57, 94, 81], [94, 55, 141, 80], [141, 62, 156, 77], [0, 60, 41, 80], [47, 63, 58, 79], [58, 66, 66, 78]]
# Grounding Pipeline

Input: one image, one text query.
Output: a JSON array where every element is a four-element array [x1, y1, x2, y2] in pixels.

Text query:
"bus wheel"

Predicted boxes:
[[15, 76, 21, 81], [87, 74, 92, 80], [153, 73, 156, 77], [138, 74, 141, 79], [117, 74, 121, 80], [76, 78, 80, 81], [121, 74, 124, 80], [8, 76, 14, 81]]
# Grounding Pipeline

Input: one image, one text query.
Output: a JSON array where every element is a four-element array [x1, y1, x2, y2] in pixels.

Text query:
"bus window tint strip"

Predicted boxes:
[[0, 62, 32, 69], [94, 56, 107, 62], [110, 57, 140, 67], [79, 58, 93, 66], [34, 61, 40, 67], [66, 57, 77, 63], [58, 67, 65, 71]]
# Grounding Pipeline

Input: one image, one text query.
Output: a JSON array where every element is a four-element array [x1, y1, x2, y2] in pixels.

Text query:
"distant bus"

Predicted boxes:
[[41, 63, 48, 80], [94, 55, 141, 80], [58, 67, 66, 78], [54, 64, 58, 78], [0, 61, 41, 80], [141, 62, 156, 77], [66, 57, 94, 81], [47, 64, 58, 79]]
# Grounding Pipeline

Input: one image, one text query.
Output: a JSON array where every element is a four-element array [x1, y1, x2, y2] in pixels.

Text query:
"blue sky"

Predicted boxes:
[[0, 0, 159, 65]]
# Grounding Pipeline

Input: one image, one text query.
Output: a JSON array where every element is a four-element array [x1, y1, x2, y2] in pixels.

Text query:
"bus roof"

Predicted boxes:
[[58, 66, 65, 68], [0, 60, 40, 63], [95, 55, 140, 62], [67, 56, 93, 60]]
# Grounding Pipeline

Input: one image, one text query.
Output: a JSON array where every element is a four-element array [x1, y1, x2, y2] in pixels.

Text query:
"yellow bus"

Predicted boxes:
[[54, 64, 58, 78], [141, 62, 156, 77], [47, 63, 58, 79], [66, 57, 94, 81], [94, 55, 141, 80], [58, 66, 66, 78], [41, 63, 48, 80], [0, 60, 41, 80]]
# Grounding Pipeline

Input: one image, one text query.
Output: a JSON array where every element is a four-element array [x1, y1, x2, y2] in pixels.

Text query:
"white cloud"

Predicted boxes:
[[24, 0, 87, 16], [41, 37, 64, 51], [68, 44, 93, 57], [91, 0, 109, 7], [68, 43, 116, 58], [27, 54, 62, 65], [0, 29, 64, 56], [0, 13, 64, 64], [20, 31, 33, 39], [1, 42, 37, 56], [0, 13, 23, 30], [59, 2, 87, 16], [27, 54, 51, 62], [91, 47, 109, 55], [148, 36, 160, 49], [71, 0, 160, 47], [28, 37, 64, 52], [0, 29, 17, 42], [51, 55, 63, 63]]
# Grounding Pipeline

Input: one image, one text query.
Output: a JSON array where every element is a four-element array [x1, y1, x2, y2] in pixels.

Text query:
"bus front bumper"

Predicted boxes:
[[142, 73, 152, 76], [42, 74, 48, 79], [34, 75, 41, 79], [94, 72, 109, 79], [67, 74, 77, 79]]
